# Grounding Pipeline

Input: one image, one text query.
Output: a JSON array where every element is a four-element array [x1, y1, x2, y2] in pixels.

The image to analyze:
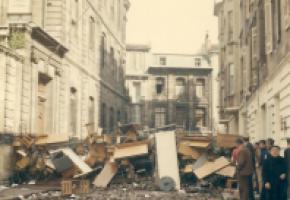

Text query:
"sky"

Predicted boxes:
[[126, 0, 218, 54]]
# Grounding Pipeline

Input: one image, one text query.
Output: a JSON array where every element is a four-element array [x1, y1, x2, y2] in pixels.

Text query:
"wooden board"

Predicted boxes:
[[155, 131, 180, 190], [113, 143, 148, 160], [192, 153, 208, 171], [61, 148, 92, 176], [178, 143, 201, 159], [216, 134, 240, 149], [181, 140, 210, 149], [182, 165, 193, 173], [193, 156, 230, 179], [215, 165, 236, 178], [93, 162, 118, 187]]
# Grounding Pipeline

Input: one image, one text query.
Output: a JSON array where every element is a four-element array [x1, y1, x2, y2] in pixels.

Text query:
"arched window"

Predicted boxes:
[[175, 78, 186, 97], [156, 77, 165, 95]]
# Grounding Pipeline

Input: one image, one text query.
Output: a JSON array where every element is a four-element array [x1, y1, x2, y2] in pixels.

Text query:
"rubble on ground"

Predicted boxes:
[[0, 124, 242, 199]]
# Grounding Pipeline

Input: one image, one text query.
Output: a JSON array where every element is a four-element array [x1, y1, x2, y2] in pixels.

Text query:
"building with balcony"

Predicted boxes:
[[126, 36, 219, 134]]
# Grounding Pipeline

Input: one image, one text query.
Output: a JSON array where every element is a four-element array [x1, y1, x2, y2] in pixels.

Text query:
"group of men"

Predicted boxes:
[[233, 138, 289, 200]]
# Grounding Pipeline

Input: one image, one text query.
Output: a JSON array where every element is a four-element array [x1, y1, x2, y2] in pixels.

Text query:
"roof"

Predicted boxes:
[[126, 44, 151, 52]]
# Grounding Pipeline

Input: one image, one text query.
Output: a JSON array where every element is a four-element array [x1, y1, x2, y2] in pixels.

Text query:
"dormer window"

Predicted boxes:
[[159, 57, 167, 65]]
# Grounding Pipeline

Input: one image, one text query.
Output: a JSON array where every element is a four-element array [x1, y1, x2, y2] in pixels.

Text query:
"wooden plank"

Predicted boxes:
[[192, 153, 208, 171], [93, 162, 118, 188], [181, 140, 210, 149], [216, 134, 240, 149], [61, 148, 92, 176], [155, 131, 180, 190], [215, 165, 236, 178], [182, 165, 193, 173], [178, 143, 201, 159], [113, 143, 148, 160], [193, 156, 230, 179]]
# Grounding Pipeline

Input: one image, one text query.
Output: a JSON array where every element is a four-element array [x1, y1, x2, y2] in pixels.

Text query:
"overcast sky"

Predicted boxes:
[[126, 0, 218, 54]]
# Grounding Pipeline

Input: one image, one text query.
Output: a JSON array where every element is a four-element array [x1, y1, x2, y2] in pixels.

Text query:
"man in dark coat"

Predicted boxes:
[[261, 146, 287, 200], [284, 144, 290, 198], [236, 138, 255, 200]]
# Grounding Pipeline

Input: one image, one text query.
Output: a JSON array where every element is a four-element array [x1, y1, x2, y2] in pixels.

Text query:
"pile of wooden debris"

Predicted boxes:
[[8, 125, 241, 197]]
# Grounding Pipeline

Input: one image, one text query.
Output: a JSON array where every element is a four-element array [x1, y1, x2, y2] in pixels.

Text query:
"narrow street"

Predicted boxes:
[[1, 0, 290, 199]]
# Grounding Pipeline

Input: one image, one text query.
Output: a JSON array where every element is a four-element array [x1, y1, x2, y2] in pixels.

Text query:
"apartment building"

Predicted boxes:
[[215, 0, 290, 147], [214, 0, 242, 135], [126, 37, 219, 134], [0, 0, 130, 180]]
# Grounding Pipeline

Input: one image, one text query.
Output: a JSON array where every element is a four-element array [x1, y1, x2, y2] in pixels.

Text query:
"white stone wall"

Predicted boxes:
[[246, 59, 290, 148]]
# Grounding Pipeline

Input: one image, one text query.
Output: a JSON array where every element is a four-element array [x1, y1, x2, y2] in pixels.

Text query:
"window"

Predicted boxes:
[[70, 87, 78, 136], [101, 103, 107, 131], [155, 107, 166, 128], [133, 82, 141, 103], [265, 0, 273, 53], [110, 47, 115, 73], [37, 73, 52, 135], [117, 0, 121, 29], [228, 11, 234, 42], [283, 0, 290, 29], [71, 0, 79, 39], [196, 79, 205, 98], [159, 57, 167, 65], [195, 108, 206, 128], [110, 0, 115, 19], [117, 110, 121, 124], [252, 27, 258, 58], [109, 107, 115, 132], [87, 97, 95, 133], [228, 64, 235, 95], [175, 78, 186, 97], [156, 77, 165, 95], [100, 33, 106, 68], [194, 58, 201, 67], [89, 17, 95, 50]]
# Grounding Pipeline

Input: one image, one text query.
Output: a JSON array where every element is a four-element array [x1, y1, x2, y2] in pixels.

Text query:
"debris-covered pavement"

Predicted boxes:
[[0, 124, 243, 200]]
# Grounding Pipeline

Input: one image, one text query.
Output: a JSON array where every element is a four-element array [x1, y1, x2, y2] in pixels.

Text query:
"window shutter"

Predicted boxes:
[[285, 0, 290, 29], [265, 0, 273, 54], [252, 27, 258, 58]]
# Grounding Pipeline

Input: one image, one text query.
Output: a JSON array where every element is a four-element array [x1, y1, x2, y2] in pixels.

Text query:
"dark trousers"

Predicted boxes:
[[238, 174, 255, 200]]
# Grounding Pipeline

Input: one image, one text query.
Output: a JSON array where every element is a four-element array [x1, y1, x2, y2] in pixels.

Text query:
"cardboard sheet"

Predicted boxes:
[[193, 156, 230, 179], [215, 165, 236, 178], [155, 131, 180, 190], [216, 134, 240, 149], [93, 162, 118, 187]]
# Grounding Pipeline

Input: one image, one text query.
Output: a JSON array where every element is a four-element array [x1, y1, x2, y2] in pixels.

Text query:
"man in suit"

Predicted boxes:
[[236, 138, 255, 200]]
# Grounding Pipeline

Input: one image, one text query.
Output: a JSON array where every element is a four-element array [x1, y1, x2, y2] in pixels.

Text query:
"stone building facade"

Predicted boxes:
[[215, 0, 290, 148], [214, 0, 242, 135], [126, 42, 218, 134], [0, 0, 130, 180]]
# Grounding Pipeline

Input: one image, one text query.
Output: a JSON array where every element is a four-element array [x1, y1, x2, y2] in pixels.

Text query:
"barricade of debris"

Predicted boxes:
[[1, 125, 242, 199]]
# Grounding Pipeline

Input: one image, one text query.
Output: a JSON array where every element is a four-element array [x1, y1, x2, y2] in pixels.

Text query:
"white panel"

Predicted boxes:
[[155, 131, 180, 190], [8, 0, 31, 13]]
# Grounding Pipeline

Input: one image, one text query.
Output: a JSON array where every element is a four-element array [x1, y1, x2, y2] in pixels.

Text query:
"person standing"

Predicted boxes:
[[244, 137, 256, 196], [236, 138, 255, 200], [260, 146, 287, 200], [259, 140, 269, 169], [284, 143, 290, 198]]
